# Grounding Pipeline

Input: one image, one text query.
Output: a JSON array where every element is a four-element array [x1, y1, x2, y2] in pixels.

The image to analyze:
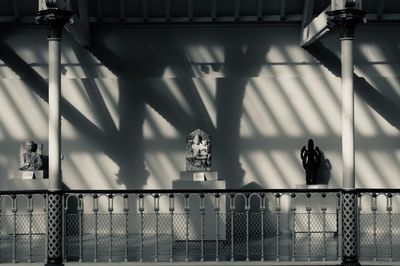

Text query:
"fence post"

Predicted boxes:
[[341, 190, 359, 266], [46, 192, 64, 266]]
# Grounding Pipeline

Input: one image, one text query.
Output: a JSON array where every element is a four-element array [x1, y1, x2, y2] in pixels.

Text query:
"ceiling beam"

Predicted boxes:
[[256, 0, 263, 20], [211, 0, 217, 21], [77, 0, 89, 29], [3, 13, 400, 24], [142, 0, 148, 21], [188, 0, 193, 21], [65, 0, 71, 10], [377, 0, 386, 19], [65, 18, 90, 47], [301, 4, 330, 47], [234, 0, 240, 20], [81, 14, 303, 23], [367, 13, 400, 20], [165, 0, 171, 21], [302, 0, 315, 27], [65, 0, 90, 47], [11, 0, 20, 21], [96, 0, 102, 21], [280, 0, 287, 20], [119, 0, 126, 21]]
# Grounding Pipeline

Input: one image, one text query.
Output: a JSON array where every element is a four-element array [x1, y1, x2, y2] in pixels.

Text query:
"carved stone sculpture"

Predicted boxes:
[[186, 129, 211, 171], [300, 139, 321, 185], [19, 140, 43, 171]]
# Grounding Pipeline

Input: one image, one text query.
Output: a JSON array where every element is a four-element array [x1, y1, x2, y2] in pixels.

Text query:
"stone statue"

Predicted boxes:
[[19, 140, 43, 171], [300, 139, 321, 185], [186, 129, 211, 171]]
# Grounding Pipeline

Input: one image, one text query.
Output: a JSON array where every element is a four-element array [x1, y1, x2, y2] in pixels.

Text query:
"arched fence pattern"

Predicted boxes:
[[0, 189, 399, 263], [0, 193, 47, 263]]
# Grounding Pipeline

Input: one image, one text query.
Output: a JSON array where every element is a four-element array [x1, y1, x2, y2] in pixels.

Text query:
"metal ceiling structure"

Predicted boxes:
[[0, 0, 399, 25], [1, 0, 399, 47]]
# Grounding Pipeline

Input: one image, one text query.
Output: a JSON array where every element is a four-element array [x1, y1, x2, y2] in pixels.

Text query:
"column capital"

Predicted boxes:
[[34, 9, 73, 39], [326, 8, 366, 39]]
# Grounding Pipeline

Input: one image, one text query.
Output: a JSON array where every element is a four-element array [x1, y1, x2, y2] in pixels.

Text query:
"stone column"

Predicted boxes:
[[327, 8, 365, 266], [35, 6, 72, 266]]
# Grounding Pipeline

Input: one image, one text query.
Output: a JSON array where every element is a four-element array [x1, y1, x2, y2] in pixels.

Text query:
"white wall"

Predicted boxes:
[[0, 24, 398, 190]]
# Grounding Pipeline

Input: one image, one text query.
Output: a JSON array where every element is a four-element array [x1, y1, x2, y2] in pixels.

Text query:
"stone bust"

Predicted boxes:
[[186, 129, 211, 171], [19, 140, 43, 171]]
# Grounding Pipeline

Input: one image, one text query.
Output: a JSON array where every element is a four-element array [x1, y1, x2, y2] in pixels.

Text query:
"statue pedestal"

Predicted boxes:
[[180, 171, 218, 181], [17, 170, 46, 179], [7, 178, 49, 190], [172, 179, 226, 241], [296, 184, 329, 189], [6, 171, 48, 190]]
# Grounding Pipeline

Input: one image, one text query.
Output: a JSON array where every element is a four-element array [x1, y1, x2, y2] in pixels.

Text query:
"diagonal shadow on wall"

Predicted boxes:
[[0, 41, 109, 144], [304, 41, 400, 130], [87, 41, 198, 135], [0, 40, 149, 187], [170, 47, 217, 134], [215, 38, 270, 188], [69, 40, 148, 187], [115, 79, 149, 188], [88, 32, 271, 188]]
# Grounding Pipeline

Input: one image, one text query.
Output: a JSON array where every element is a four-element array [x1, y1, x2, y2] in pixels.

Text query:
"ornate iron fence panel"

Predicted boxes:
[[0, 193, 47, 263], [60, 190, 340, 262], [3, 189, 400, 263], [358, 191, 400, 261]]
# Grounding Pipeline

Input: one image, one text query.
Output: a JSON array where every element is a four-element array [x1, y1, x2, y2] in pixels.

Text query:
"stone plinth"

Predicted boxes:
[[180, 171, 218, 181], [17, 170, 46, 179], [6, 171, 49, 190], [7, 178, 49, 190], [296, 184, 329, 189]]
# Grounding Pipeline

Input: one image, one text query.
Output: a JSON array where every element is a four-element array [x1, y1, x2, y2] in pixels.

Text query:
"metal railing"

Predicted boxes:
[[0, 193, 47, 263], [357, 190, 400, 262], [0, 189, 399, 263]]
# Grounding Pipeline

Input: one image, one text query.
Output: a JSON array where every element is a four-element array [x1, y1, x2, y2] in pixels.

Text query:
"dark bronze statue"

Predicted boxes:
[[19, 140, 43, 171], [301, 139, 321, 185]]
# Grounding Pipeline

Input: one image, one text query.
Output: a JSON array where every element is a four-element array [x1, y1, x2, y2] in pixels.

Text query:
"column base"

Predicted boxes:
[[341, 256, 361, 266], [45, 258, 63, 266]]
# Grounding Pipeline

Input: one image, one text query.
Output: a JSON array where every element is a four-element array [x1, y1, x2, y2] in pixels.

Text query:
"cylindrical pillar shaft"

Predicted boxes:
[[340, 32, 360, 266], [35, 8, 73, 266], [326, 8, 365, 266], [46, 35, 64, 266], [48, 38, 62, 191], [46, 37, 63, 266], [341, 37, 355, 189]]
